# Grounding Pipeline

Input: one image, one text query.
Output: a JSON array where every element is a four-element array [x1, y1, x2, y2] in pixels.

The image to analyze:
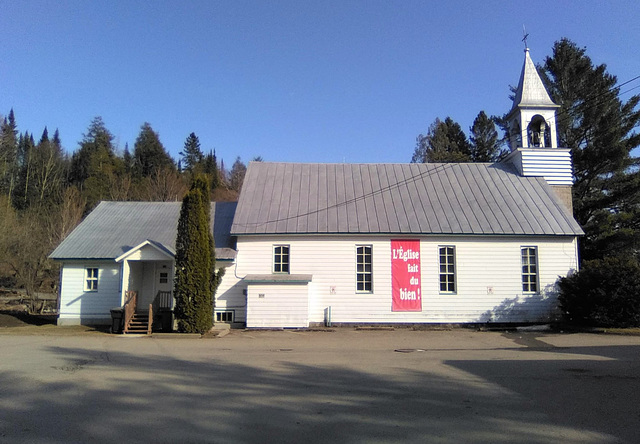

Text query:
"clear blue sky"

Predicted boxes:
[[2, 1, 639, 165]]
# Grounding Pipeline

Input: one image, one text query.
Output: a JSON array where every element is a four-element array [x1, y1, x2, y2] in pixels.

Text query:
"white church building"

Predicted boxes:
[[50, 48, 583, 329]]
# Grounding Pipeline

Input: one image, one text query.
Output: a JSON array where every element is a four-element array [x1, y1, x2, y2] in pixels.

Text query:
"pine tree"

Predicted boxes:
[[70, 116, 116, 185], [469, 111, 505, 162], [70, 117, 126, 210], [122, 143, 133, 174], [229, 156, 247, 191], [540, 38, 640, 259], [52, 128, 61, 147], [180, 132, 204, 172], [203, 150, 220, 190], [13, 132, 36, 210], [173, 174, 215, 333], [411, 117, 471, 163], [132, 122, 174, 178], [0, 109, 19, 205]]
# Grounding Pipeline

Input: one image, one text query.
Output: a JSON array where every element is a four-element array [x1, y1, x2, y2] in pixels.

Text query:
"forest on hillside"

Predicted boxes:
[[0, 114, 249, 301]]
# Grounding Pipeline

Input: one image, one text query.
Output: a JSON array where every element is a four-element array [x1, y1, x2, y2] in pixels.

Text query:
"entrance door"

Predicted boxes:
[[155, 264, 173, 308]]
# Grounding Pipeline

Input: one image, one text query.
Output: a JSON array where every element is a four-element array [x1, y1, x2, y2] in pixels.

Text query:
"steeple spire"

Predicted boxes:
[[511, 48, 558, 111], [504, 44, 574, 212], [506, 47, 560, 150]]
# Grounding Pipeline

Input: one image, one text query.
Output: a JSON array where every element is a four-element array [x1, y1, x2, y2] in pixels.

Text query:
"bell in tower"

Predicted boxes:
[[504, 45, 574, 213]]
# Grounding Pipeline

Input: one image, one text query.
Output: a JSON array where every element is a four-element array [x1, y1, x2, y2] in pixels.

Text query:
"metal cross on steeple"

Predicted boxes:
[[522, 25, 529, 49]]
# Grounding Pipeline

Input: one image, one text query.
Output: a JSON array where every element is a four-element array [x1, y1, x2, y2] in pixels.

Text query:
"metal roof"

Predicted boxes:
[[50, 201, 238, 260], [511, 48, 558, 111], [231, 162, 583, 236]]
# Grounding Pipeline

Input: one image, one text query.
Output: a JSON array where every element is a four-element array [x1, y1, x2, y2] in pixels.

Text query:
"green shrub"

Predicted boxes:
[[174, 174, 215, 334], [558, 256, 640, 327]]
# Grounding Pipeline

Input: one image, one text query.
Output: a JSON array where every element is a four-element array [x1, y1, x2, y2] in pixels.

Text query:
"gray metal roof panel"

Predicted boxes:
[[230, 162, 583, 236], [50, 201, 238, 260]]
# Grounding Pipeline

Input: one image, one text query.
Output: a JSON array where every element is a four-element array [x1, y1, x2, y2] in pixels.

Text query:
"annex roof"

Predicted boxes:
[[114, 239, 175, 263], [50, 201, 238, 260], [230, 162, 583, 236], [511, 48, 559, 111]]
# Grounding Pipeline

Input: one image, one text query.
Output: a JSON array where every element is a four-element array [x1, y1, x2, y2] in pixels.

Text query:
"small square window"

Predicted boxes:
[[274, 245, 290, 273], [85, 268, 98, 292], [159, 272, 168, 284]]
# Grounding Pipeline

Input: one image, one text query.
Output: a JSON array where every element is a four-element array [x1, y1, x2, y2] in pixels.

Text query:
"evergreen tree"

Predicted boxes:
[[180, 132, 204, 172], [70, 116, 116, 185], [219, 158, 227, 187], [133, 122, 174, 177], [0, 109, 19, 204], [540, 38, 640, 259], [39, 127, 49, 144], [52, 128, 61, 147], [70, 117, 126, 210], [203, 150, 220, 189], [229, 156, 247, 191], [173, 175, 215, 333], [412, 117, 471, 163], [122, 143, 133, 174], [32, 128, 66, 207], [13, 132, 36, 210], [469, 111, 505, 162]]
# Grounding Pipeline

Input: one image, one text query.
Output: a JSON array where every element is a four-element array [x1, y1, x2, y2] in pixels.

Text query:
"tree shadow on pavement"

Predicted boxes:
[[447, 339, 640, 444], [0, 341, 633, 443]]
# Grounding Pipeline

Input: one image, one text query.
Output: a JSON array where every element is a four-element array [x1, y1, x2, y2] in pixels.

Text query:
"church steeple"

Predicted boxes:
[[506, 48, 560, 150], [504, 46, 574, 212]]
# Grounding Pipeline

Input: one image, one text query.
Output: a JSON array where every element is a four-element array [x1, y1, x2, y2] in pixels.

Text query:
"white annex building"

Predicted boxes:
[[50, 48, 583, 329]]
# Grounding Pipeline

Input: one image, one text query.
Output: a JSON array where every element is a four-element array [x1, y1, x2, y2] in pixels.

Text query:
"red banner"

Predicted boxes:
[[391, 240, 422, 312]]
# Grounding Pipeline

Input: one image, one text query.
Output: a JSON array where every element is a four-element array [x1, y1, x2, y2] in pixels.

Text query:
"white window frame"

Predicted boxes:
[[356, 245, 373, 293], [438, 246, 456, 294], [85, 267, 99, 292], [273, 245, 290, 274], [521, 247, 539, 293]]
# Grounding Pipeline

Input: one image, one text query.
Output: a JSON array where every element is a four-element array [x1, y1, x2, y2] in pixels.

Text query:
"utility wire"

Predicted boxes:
[[234, 163, 458, 228], [237, 76, 640, 229]]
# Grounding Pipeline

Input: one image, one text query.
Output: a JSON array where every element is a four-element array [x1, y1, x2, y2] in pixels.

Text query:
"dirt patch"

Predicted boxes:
[[0, 310, 109, 335], [0, 311, 57, 327], [0, 312, 31, 328]]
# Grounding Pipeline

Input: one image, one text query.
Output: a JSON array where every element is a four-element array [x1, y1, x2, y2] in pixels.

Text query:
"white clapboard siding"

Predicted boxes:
[[122, 244, 172, 261], [58, 261, 121, 325], [235, 235, 578, 324], [246, 283, 309, 328], [214, 261, 247, 324], [510, 148, 573, 185]]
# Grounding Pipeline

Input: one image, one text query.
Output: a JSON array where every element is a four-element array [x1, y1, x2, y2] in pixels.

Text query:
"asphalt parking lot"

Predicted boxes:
[[1, 328, 639, 443]]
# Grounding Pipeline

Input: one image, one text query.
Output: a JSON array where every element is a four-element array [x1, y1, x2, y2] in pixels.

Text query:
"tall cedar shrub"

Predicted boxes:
[[190, 175, 219, 308], [557, 256, 640, 327], [174, 178, 213, 333]]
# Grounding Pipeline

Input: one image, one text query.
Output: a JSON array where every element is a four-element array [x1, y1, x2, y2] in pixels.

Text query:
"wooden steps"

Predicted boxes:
[[125, 312, 150, 334]]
